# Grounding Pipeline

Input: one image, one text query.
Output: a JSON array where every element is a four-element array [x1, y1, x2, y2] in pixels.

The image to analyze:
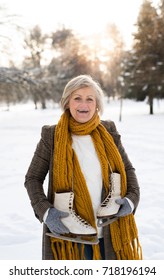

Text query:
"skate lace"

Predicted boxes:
[[70, 180, 92, 228], [70, 209, 92, 228], [100, 193, 112, 207], [100, 177, 115, 207]]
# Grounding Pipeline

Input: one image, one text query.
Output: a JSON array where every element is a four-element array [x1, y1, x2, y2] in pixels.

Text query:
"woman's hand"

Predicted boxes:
[[45, 208, 69, 235], [115, 198, 132, 217]]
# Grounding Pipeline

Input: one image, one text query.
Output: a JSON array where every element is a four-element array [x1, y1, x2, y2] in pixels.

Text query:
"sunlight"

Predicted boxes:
[[1, 0, 161, 66], [3, 0, 145, 47]]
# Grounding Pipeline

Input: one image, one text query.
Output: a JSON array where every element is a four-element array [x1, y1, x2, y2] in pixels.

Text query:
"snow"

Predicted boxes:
[[0, 98, 164, 260]]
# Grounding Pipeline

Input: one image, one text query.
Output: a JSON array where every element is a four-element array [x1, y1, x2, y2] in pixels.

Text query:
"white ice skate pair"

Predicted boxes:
[[46, 171, 121, 244]]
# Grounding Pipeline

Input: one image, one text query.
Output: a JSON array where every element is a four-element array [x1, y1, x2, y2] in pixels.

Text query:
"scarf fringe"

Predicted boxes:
[[51, 238, 81, 260], [110, 215, 142, 260], [92, 244, 102, 260], [51, 237, 102, 260]]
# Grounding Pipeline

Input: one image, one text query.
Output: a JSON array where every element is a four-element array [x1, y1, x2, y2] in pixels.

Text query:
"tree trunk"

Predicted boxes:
[[41, 99, 46, 109], [149, 96, 153, 115], [34, 99, 38, 109], [119, 97, 123, 122]]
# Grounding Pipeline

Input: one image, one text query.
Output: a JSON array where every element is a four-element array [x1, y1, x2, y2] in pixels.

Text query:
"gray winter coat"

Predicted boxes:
[[24, 120, 140, 260]]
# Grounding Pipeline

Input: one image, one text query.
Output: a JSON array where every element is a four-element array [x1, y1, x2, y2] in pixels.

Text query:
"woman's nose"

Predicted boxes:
[[80, 100, 88, 104]]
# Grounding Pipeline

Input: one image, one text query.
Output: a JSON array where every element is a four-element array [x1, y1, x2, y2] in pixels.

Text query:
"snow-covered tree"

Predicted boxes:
[[124, 0, 160, 114]]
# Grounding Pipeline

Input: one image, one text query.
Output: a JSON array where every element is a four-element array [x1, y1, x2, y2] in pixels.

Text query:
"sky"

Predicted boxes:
[[0, 0, 160, 65], [1, 0, 160, 43]]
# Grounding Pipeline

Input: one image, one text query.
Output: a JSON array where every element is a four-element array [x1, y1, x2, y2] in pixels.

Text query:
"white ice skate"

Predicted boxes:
[[46, 191, 99, 245], [97, 172, 121, 227]]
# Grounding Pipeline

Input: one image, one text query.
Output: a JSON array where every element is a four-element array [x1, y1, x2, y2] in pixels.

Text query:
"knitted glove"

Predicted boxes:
[[115, 198, 132, 217], [45, 208, 69, 235]]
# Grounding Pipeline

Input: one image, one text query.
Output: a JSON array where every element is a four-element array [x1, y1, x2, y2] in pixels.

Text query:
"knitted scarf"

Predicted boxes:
[[50, 110, 142, 260]]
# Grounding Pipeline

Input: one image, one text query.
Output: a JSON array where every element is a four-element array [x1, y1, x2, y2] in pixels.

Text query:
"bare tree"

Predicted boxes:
[[0, 5, 23, 65], [48, 27, 92, 100], [23, 25, 48, 68]]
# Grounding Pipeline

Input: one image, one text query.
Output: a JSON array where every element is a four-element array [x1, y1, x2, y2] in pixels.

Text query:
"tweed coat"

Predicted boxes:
[[24, 120, 140, 260]]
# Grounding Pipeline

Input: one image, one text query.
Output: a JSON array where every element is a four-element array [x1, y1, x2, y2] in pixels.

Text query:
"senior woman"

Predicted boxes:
[[24, 74, 142, 260]]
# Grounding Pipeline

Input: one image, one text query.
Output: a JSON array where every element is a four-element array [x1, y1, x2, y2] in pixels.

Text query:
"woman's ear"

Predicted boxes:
[[64, 102, 70, 110]]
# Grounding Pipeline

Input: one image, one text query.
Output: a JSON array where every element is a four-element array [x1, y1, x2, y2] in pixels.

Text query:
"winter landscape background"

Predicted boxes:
[[0, 98, 164, 260]]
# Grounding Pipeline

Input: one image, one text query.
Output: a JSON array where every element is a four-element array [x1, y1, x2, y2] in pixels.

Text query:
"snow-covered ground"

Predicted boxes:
[[0, 98, 164, 260]]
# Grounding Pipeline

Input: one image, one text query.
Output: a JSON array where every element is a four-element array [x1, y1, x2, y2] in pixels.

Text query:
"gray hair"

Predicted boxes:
[[60, 75, 104, 115]]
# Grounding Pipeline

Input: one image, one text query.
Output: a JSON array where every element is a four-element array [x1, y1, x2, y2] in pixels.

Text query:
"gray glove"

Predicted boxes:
[[115, 198, 132, 217], [45, 208, 69, 235]]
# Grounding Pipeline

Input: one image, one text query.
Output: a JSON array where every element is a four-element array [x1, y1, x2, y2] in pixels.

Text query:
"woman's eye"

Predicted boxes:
[[74, 97, 81, 101], [73, 97, 94, 102]]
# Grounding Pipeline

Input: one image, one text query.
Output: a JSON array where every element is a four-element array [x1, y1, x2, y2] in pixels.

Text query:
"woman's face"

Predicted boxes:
[[68, 87, 97, 123]]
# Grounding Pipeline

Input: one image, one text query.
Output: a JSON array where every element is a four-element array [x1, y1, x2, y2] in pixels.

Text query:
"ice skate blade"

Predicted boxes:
[[97, 214, 116, 219], [46, 233, 99, 245], [97, 216, 118, 227]]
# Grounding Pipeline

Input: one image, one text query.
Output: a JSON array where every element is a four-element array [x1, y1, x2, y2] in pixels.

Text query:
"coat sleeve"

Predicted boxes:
[[24, 125, 54, 222], [103, 120, 140, 210]]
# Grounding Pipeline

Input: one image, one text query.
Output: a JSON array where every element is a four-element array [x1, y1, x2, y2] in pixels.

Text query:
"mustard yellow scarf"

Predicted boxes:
[[50, 110, 142, 260]]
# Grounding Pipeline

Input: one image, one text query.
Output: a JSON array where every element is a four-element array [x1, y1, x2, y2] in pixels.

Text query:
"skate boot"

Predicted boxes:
[[97, 172, 121, 227], [47, 191, 98, 244]]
